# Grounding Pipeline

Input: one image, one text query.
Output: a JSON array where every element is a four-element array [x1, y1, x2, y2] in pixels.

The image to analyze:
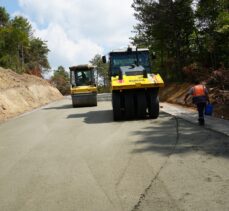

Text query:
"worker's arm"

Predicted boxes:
[[205, 91, 210, 103], [184, 87, 193, 103], [184, 93, 190, 104], [204, 86, 210, 103]]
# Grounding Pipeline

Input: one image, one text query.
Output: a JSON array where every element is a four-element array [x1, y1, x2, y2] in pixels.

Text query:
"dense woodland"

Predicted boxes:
[[132, 0, 229, 87], [0, 7, 50, 76]]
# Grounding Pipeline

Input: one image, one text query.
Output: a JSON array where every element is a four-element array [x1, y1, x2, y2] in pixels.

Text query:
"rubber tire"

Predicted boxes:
[[124, 93, 135, 119], [93, 96, 98, 106], [148, 95, 159, 119], [72, 101, 77, 108], [112, 93, 122, 121], [136, 92, 147, 118]]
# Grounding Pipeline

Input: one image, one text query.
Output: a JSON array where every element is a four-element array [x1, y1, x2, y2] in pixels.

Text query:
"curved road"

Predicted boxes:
[[0, 99, 228, 211]]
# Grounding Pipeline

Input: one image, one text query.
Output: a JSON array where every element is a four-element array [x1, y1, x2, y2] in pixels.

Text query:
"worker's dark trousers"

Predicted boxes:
[[196, 102, 206, 125]]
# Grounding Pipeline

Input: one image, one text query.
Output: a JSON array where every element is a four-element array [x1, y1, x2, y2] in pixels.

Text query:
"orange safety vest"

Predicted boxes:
[[192, 85, 205, 97]]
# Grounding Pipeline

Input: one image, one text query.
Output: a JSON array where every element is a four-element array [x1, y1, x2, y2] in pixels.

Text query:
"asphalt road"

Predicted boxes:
[[0, 99, 229, 211]]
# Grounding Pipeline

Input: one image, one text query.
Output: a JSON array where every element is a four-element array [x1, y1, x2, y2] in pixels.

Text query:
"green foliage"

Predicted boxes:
[[132, 0, 195, 81], [0, 7, 9, 26], [90, 54, 109, 88], [25, 38, 50, 71], [132, 0, 229, 84], [216, 11, 229, 33], [195, 0, 229, 68], [0, 7, 50, 75], [51, 66, 70, 95], [97, 85, 111, 93]]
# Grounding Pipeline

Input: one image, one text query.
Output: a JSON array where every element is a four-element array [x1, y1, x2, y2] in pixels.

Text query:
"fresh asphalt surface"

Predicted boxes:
[[0, 99, 229, 211]]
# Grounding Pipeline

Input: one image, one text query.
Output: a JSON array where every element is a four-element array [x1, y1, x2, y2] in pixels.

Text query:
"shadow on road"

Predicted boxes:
[[131, 112, 229, 158], [67, 110, 170, 124], [43, 104, 73, 110], [67, 110, 114, 124]]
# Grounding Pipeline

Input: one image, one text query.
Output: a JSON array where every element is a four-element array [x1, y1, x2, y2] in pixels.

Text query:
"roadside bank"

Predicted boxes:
[[159, 83, 229, 120], [0, 67, 63, 122]]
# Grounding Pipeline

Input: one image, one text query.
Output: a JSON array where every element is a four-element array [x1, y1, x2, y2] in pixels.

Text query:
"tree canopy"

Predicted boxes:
[[51, 66, 70, 95], [0, 7, 50, 75], [132, 0, 229, 84], [90, 54, 109, 87]]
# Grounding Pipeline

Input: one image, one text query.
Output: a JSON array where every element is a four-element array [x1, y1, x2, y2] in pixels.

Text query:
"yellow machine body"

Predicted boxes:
[[69, 64, 97, 107], [71, 86, 97, 94], [111, 74, 164, 91], [105, 47, 164, 120]]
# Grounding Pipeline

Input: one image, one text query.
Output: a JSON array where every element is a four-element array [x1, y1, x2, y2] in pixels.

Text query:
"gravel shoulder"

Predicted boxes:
[[161, 102, 229, 136]]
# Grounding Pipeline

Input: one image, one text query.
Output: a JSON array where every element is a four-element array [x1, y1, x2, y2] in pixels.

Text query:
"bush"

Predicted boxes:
[[51, 66, 70, 95]]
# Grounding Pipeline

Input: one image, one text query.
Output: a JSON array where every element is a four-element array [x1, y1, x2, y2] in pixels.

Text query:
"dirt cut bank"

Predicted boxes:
[[0, 67, 63, 122], [159, 83, 229, 120]]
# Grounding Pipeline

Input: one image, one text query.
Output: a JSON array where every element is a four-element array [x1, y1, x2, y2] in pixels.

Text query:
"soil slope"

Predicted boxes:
[[0, 67, 63, 122], [159, 83, 229, 119]]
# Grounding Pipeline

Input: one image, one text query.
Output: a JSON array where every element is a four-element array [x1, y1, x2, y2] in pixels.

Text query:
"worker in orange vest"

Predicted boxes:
[[184, 80, 210, 125]]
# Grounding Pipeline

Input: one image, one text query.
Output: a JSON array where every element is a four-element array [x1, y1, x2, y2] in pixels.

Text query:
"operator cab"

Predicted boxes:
[[108, 47, 152, 77], [69, 64, 97, 107], [69, 65, 95, 87]]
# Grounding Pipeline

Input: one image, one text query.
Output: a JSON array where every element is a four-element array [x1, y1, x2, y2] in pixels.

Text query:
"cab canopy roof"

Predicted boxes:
[[110, 46, 149, 54], [69, 64, 95, 71]]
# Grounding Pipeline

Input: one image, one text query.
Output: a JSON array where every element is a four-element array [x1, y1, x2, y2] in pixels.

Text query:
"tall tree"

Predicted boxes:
[[0, 7, 50, 75], [51, 66, 70, 95], [90, 54, 109, 87], [132, 0, 195, 81], [25, 38, 50, 75], [195, 0, 229, 68], [11, 16, 32, 72], [0, 7, 9, 27]]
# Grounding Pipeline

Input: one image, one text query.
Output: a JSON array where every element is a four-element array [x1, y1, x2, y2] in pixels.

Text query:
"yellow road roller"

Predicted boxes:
[[69, 64, 97, 107], [103, 46, 164, 120]]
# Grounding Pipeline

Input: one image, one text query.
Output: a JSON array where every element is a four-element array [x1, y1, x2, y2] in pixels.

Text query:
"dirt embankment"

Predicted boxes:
[[0, 67, 63, 122], [159, 83, 229, 120]]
